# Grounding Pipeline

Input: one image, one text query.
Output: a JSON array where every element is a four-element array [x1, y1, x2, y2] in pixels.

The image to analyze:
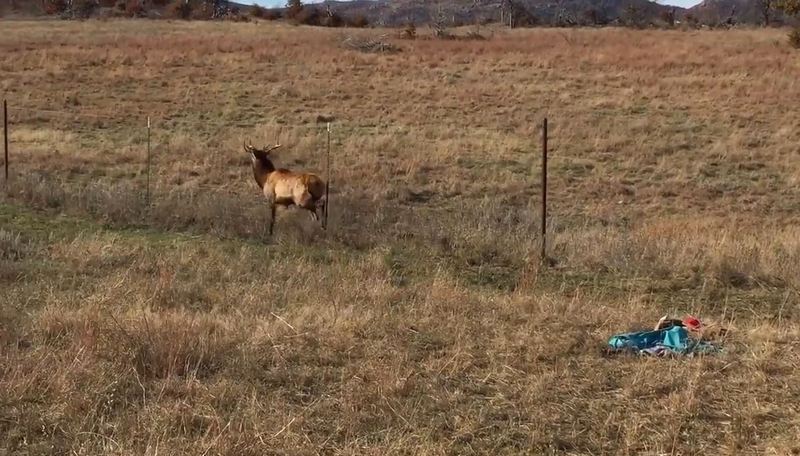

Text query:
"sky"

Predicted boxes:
[[253, 0, 705, 9], [658, 0, 704, 7], [256, 0, 323, 6]]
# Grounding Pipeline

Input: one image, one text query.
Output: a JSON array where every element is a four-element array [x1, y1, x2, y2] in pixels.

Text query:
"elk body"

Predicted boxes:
[[245, 141, 326, 236]]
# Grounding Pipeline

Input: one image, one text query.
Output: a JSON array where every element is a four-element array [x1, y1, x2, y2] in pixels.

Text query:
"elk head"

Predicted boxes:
[[245, 140, 282, 189], [243, 140, 282, 163]]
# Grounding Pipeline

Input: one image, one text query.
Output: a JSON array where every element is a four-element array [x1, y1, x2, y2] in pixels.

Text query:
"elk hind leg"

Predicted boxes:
[[268, 202, 276, 236], [316, 198, 326, 228]]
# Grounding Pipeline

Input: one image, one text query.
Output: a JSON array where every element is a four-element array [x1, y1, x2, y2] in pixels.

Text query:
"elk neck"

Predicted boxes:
[[251, 154, 276, 189]]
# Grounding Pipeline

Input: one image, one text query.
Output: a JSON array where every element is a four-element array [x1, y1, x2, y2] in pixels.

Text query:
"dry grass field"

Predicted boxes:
[[1, 20, 800, 455]]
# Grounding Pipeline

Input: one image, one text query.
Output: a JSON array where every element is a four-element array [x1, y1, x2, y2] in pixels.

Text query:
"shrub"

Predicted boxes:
[[582, 8, 600, 26], [347, 14, 368, 28], [790, 27, 800, 48], [341, 35, 400, 54], [0, 229, 37, 262], [125, 0, 145, 17], [621, 4, 645, 28], [263, 9, 281, 20], [291, 6, 320, 25], [190, 2, 213, 19], [42, 0, 68, 14], [285, 0, 302, 19], [400, 22, 416, 39], [169, 0, 192, 19], [659, 9, 676, 27], [250, 3, 264, 18], [320, 11, 343, 27], [463, 28, 487, 40], [229, 12, 249, 21], [72, 0, 99, 17]]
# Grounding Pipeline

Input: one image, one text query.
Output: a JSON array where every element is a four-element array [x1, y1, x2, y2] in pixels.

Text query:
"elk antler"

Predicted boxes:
[[243, 140, 254, 153], [264, 144, 282, 154]]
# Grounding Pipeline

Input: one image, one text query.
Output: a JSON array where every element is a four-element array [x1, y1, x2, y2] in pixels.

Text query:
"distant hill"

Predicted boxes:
[[328, 0, 800, 27], [0, 0, 45, 16], [326, 0, 683, 27], [1, 0, 795, 26], [685, 0, 796, 26], [0, 0, 252, 19]]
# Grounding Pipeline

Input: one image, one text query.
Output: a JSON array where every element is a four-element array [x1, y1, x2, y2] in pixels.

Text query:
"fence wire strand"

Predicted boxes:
[[8, 105, 151, 121], [3, 100, 502, 241], [5, 103, 416, 187], [6, 104, 446, 134]]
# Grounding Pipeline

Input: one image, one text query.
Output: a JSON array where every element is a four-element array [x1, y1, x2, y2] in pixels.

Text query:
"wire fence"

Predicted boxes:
[[7, 105, 150, 120], [1, 99, 550, 258], [4, 103, 444, 130]]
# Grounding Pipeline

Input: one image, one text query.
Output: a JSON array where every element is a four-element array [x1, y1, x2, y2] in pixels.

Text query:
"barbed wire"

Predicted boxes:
[[5, 104, 514, 135], [4, 105, 371, 129], [7, 105, 152, 121], [3, 102, 539, 199], [6, 168, 419, 215]]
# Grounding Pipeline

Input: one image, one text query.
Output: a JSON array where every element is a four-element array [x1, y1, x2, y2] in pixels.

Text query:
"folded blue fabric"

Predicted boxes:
[[608, 327, 689, 353], [607, 326, 720, 356]]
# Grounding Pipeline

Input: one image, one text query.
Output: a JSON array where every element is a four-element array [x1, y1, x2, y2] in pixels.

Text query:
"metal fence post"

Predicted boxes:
[[3, 99, 8, 184], [146, 116, 151, 207], [323, 122, 331, 230], [541, 117, 548, 264]]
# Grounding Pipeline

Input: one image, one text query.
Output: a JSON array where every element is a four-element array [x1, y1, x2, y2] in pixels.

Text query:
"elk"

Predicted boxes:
[[244, 140, 326, 236]]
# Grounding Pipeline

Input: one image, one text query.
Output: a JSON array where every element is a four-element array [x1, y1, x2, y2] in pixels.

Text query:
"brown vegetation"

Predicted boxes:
[[41, 0, 67, 14], [1, 21, 800, 454], [249, 3, 264, 18], [124, 0, 144, 17], [791, 26, 800, 46], [168, 0, 191, 19]]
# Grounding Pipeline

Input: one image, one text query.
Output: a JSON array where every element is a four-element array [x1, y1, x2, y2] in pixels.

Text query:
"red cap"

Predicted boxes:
[[683, 315, 702, 331]]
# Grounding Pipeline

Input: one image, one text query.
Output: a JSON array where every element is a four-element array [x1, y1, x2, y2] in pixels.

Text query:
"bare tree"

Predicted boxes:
[[722, 5, 737, 28], [758, 0, 775, 26], [498, 0, 535, 27], [554, 0, 576, 26], [286, 0, 302, 18], [210, 0, 229, 18], [776, 0, 800, 48], [777, 0, 800, 15], [621, 2, 644, 28], [659, 7, 676, 27], [431, 4, 449, 38]]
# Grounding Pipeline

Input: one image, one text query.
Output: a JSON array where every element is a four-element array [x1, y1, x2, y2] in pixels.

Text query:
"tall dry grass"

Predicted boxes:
[[1, 21, 800, 455]]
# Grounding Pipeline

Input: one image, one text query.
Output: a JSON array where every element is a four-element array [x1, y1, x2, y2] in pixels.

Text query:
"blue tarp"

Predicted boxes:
[[608, 326, 720, 356]]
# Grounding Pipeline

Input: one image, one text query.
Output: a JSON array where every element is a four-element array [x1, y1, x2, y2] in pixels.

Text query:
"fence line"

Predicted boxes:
[[7, 169, 457, 216], [3, 99, 552, 247], [7, 105, 151, 120], [5, 104, 491, 134], [3, 100, 8, 184]]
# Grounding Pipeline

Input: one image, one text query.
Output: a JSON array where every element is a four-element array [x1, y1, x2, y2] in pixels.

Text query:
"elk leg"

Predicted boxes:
[[269, 202, 276, 236], [315, 199, 326, 228]]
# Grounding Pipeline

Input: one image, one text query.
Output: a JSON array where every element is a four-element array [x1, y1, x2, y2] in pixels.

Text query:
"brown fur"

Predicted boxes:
[[245, 142, 326, 235]]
